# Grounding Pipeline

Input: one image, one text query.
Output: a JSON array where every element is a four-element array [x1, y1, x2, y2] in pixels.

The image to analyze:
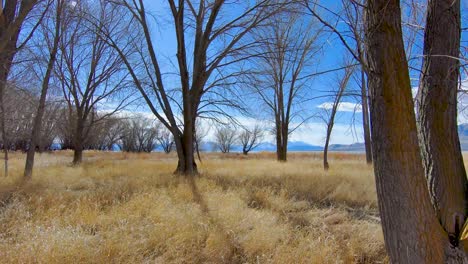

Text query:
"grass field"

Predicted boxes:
[[0, 151, 387, 263]]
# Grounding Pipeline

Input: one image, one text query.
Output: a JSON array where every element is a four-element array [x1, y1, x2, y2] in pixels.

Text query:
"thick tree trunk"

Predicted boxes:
[[276, 125, 288, 162], [360, 67, 372, 164], [364, 0, 457, 262], [173, 121, 197, 176], [416, 0, 467, 243], [73, 146, 83, 165], [72, 119, 84, 165]]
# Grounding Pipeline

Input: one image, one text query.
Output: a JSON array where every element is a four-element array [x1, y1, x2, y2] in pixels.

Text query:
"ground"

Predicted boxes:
[[0, 151, 387, 263]]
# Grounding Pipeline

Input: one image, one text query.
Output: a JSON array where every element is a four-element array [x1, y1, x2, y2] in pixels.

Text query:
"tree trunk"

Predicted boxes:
[[323, 125, 331, 171], [24, 1, 61, 179], [0, 67, 11, 178], [276, 128, 288, 162], [0, 82, 8, 177], [73, 145, 83, 165], [416, 0, 467, 243], [173, 120, 197, 176], [360, 66, 372, 164], [72, 118, 84, 165], [364, 0, 456, 262]]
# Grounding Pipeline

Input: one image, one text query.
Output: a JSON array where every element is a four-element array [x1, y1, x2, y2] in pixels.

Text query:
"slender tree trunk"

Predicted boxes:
[[24, 93, 48, 177], [323, 124, 332, 170], [1, 110, 7, 178], [416, 0, 467, 244], [360, 66, 372, 164], [0, 68, 10, 178], [364, 0, 459, 262], [24, 1, 61, 179]]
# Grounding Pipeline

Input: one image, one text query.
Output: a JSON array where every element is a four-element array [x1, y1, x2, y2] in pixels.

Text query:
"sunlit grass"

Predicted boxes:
[[0, 151, 387, 263]]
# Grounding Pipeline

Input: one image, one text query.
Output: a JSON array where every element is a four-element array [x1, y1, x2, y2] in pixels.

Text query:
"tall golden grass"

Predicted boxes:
[[0, 151, 387, 263]]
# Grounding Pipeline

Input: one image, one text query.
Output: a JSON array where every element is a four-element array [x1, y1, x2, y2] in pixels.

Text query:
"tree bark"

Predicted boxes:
[[416, 0, 467, 242], [73, 145, 83, 165], [360, 66, 372, 164], [173, 119, 198, 176], [364, 0, 454, 262], [276, 123, 288, 162], [72, 118, 84, 165]]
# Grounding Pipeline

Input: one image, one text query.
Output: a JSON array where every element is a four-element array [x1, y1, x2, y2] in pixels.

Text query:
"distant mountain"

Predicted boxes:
[[287, 141, 322, 151], [328, 143, 365, 152], [51, 124, 468, 153], [200, 141, 321, 152]]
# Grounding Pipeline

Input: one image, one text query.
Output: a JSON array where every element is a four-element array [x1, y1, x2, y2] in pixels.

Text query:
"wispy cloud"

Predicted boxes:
[[316, 102, 362, 113]]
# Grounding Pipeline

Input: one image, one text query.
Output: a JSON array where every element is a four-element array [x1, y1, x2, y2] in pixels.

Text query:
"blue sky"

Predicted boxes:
[[127, 0, 468, 146]]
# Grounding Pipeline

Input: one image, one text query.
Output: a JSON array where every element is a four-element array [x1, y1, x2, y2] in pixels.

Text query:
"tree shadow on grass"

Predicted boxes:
[[186, 176, 248, 263]]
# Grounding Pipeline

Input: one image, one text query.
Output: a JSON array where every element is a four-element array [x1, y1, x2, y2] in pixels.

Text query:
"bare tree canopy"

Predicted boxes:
[[98, 0, 286, 175], [320, 63, 354, 170], [158, 128, 174, 154], [246, 6, 322, 161], [0, 0, 48, 176], [120, 115, 160, 153], [55, 1, 130, 164], [214, 124, 237, 153], [238, 124, 263, 155]]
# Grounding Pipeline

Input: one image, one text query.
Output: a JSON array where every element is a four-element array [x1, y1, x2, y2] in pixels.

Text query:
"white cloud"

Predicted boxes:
[[289, 122, 362, 146], [317, 102, 362, 113], [110, 110, 361, 146]]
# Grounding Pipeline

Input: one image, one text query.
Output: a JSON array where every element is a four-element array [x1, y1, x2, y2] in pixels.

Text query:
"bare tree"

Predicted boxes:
[[238, 124, 263, 155], [0, 84, 36, 152], [55, 2, 129, 165], [320, 65, 354, 170], [0, 0, 45, 176], [194, 120, 209, 160], [101, 117, 124, 151], [23, 0, 63, 178], [305, 0, 373, 165], [248, 9, 322, 162], [214, 125, 237, 153], [158, 129, 174, 154], [364, 0, 467, 261], [99, 0, 284, 175], [86, 116, 123, 151], [121, 115, 160, 153], [37, 101, 62, 151]]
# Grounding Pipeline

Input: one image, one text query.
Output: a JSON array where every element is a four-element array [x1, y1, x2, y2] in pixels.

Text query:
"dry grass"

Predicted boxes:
[[0, 151, 387, 263]]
